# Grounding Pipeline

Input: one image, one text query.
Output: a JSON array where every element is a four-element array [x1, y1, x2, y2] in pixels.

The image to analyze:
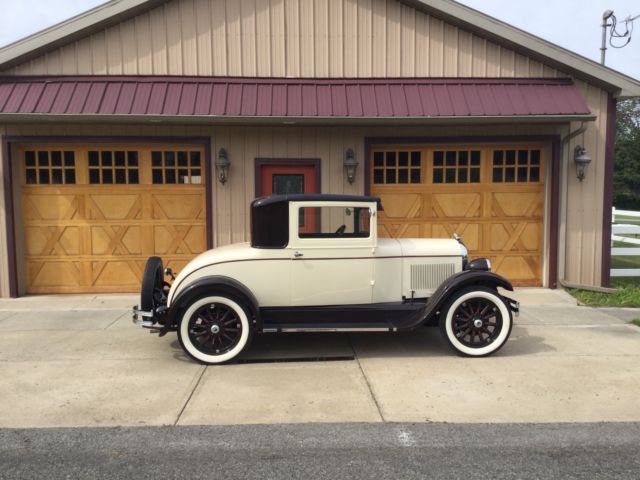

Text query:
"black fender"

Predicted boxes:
[[422, 270, 514, 322], [167, 276, 260, 329]]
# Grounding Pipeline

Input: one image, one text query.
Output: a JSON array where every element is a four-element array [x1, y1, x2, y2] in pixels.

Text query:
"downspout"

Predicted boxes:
[[558, 122, 616, 293]]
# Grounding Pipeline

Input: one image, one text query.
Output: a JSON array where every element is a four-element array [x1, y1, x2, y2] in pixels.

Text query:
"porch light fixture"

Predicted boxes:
[[344, 148, 359, 184], [574, 145, 592, 182], [216, 148, 230, 185]]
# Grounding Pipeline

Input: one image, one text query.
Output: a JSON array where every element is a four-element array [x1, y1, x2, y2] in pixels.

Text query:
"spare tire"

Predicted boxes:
[[140, 256, 164, 311]]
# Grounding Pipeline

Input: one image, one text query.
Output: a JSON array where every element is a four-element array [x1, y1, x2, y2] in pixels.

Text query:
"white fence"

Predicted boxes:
[[611, 207, 640, 277]]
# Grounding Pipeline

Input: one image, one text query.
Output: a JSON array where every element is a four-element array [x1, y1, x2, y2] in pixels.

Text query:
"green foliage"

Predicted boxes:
[[567, 278, 640, 307], [632, 319, 640, 327], [614, 98, 640, 210]]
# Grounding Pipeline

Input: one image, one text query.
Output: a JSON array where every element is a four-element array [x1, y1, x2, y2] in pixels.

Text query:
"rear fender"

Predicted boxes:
[[168, 276, 260, 329], [422, 270, 514, 321]]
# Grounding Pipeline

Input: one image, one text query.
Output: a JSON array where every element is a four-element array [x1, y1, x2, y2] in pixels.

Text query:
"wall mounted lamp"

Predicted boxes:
[[574, 145, 592, 182], [344, 148, 359, 184], [216, 148, 230, 184]]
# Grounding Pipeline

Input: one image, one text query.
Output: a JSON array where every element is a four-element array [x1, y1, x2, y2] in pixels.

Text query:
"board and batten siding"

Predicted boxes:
[[0, 116, 612, 295], [5, 0, 560, 78], [563, 81, 610, 287]]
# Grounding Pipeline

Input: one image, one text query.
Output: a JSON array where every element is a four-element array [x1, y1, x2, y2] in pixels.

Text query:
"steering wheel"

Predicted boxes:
[[335, 225, 346, 235]]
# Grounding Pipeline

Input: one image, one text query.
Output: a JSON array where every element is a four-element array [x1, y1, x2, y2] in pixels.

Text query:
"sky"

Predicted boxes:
[[0, 0, 638, 80]]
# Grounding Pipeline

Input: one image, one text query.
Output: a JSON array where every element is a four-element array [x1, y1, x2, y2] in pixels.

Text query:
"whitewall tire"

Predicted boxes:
[[439, 287, 512, 357], [177, 295, 251, 364]]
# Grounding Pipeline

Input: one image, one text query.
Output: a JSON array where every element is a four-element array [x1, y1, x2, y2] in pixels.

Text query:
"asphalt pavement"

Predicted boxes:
[[2, 422, 640, 479]]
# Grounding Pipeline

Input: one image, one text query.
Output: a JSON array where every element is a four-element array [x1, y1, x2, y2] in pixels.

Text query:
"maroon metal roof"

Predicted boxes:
[[0, 76, 591, 119]]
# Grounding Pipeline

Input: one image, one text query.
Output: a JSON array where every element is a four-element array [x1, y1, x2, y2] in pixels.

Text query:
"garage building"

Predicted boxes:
[[1, 0, 639, 296]]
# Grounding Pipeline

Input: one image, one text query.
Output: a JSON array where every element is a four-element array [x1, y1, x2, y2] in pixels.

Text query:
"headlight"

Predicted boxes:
[[468, 258, 492, 271]]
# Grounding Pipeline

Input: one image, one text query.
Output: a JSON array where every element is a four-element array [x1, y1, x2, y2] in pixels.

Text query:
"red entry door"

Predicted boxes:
[[259, 164, 317, 196], [258, 163, 318, 233]]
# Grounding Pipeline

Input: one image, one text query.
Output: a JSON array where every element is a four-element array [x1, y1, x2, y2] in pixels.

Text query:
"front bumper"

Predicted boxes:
[[503, 296, 520, 317], [132, 306, 156, 328], [132, 304, 169, 329]]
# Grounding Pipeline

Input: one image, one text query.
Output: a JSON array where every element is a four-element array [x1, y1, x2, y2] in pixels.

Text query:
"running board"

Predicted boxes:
[[263, 326, 395, 333]]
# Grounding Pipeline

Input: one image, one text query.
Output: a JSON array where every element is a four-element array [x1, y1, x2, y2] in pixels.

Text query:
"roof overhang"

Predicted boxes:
[[0, 76, 594, 123], [400, 0, 640, 97], [0, 0, 169, 70]]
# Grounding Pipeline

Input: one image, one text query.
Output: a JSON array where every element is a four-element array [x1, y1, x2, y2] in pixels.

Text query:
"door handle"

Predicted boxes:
[[293, 251, 304, 258]]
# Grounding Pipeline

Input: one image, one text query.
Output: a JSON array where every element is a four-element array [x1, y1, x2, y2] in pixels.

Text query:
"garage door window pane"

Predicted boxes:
[[39, 169, 50, 184], [25, 151, 36, 166], [23, 150, 76, 185], [26, 169, 37, 184], [432, 150, 481, 184], [89, 150, 139, 185], [38, 151, 48, 166], [152, 150, 203, 185], [52, 169, 63, 184], [65, 170, 76, 184], [51, 151, 62, 166], [492, 148, 542, 183], [115, 151, 126, 167]]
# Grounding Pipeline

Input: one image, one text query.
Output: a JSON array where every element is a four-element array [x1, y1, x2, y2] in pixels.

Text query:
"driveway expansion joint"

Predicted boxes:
[[347, 334, 386, 423], [174, 365, 207, 426]]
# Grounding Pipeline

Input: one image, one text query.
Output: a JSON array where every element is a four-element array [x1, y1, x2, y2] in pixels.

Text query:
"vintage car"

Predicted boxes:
[[133, 194, 519, 364]]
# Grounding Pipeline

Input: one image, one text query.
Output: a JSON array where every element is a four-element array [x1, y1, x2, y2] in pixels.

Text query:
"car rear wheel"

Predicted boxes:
[[177, 295, 252, 364], [439, 287, 512, 357]]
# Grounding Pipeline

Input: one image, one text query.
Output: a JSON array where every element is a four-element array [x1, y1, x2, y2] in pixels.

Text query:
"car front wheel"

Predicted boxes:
[[177, 295, 252, 364], [439, 287, 512, 357]]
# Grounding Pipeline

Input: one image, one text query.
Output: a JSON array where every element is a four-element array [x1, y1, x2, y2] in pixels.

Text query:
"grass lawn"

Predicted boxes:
[[633, 319, 640, 327], [614, 214, 640, 226], [567, 278, 640, 307]]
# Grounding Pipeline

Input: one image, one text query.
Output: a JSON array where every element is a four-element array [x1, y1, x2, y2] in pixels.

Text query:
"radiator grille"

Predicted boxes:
[[410, 263, 456, 291]]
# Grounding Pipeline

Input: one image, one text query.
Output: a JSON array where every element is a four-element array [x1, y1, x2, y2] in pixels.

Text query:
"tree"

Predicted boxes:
[[614, 97, 640, 210]]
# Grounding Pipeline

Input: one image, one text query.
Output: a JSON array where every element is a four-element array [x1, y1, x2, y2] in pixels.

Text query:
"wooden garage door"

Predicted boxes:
[[20, 145, 207, 293], [371, 144, 545, 286]]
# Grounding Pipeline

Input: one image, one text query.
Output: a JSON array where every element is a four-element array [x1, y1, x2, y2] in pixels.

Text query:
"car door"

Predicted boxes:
[[288, 201, 376, 306]]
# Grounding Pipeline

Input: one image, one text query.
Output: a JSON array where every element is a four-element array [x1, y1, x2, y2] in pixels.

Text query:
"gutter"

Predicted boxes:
[[0, 113, 598, 126]]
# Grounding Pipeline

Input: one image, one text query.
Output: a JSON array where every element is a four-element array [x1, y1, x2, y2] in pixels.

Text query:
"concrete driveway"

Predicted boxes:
[[0, 289, 639, 428]]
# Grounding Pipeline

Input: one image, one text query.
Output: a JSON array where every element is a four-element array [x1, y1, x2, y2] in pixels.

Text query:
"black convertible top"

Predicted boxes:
[[252, 194, 383, 211], [250, 194, 382, 249]]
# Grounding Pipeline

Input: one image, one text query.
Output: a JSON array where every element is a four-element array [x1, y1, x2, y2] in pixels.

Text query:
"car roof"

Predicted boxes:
[[252, 194, 383, 210]]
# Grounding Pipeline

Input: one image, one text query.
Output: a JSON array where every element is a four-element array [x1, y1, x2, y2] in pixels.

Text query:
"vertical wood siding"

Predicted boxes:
[[563, 81, 610, 286], [5, 0, 559, 78]]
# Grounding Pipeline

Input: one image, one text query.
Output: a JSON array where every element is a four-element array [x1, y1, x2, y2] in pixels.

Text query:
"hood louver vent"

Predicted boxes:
[[410, 263, 456, 291]]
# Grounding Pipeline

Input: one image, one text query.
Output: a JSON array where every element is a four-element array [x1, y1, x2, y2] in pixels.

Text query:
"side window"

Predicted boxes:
[[298, 206, 371, 239]]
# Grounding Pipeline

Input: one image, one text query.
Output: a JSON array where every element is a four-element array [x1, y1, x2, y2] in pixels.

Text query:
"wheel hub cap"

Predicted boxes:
[[210, 324, 220, 334], [473, 318, 484, 329]]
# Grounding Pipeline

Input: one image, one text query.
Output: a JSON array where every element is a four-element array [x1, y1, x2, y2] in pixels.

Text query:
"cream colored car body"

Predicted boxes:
[[168, 200, 464, 308]]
